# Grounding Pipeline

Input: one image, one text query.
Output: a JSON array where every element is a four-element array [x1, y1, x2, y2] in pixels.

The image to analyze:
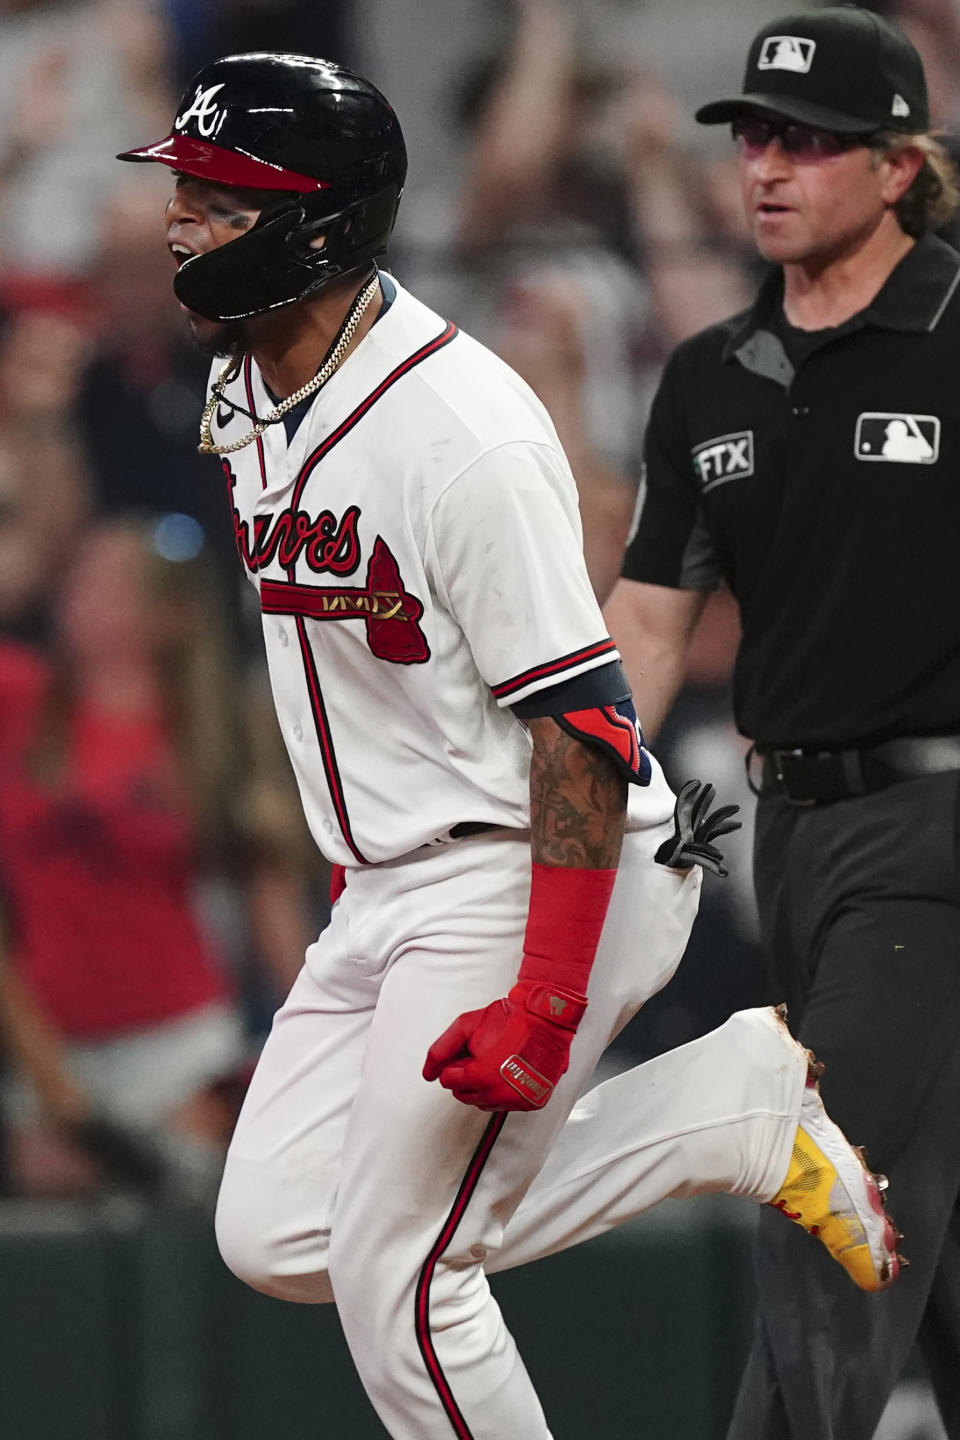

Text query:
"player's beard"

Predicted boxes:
[[187, 314, 248, 358]]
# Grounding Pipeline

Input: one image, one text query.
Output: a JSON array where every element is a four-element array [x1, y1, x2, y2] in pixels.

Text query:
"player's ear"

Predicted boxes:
[[877, 141, 924, 207]]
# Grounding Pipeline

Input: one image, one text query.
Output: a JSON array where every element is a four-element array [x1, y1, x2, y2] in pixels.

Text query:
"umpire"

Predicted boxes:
[[605, 7, 960, 1438]]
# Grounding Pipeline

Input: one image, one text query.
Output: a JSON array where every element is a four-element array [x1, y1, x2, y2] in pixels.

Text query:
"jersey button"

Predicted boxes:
[[293, 723, 304, 742], [791, 405, 811, 416], [278, 629, 289, 647]]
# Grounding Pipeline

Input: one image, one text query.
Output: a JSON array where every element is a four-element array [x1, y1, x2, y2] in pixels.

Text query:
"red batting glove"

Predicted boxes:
[[422, 980, 587, 1112]]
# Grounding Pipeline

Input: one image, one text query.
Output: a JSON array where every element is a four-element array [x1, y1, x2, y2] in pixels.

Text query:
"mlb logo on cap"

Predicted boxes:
[[758, 36, 816, 73]]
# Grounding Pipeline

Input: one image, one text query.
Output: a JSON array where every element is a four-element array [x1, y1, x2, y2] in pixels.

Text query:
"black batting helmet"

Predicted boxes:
[[118, 53, 407, 322]]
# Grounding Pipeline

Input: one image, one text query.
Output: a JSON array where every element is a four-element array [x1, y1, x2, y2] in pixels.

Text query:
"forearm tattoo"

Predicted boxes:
[[528, 718, 627, 869]]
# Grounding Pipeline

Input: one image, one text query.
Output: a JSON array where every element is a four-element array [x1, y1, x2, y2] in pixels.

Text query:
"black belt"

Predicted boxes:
[[756, 734, 960, 805], [449, 821, 500, 839]]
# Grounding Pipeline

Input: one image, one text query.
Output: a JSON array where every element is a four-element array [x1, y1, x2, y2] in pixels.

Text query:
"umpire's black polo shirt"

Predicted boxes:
[[623, 232, 960, 751]]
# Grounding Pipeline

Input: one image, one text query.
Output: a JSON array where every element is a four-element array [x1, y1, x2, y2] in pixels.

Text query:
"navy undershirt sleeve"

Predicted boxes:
[[510, 660, 630, 719]]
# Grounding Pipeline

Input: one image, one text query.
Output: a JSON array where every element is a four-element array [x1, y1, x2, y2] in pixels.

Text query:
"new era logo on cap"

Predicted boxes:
[[758, 36, 816, 73], [891, 93, 910, 116]]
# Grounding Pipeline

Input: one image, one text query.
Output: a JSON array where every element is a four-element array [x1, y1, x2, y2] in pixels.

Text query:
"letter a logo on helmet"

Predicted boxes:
[[174, 83, 227, 139], [117, 53, 407, 323]]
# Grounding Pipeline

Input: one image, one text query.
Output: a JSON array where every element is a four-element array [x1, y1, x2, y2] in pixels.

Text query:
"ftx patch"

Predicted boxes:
[[692, 431, 754, 491]]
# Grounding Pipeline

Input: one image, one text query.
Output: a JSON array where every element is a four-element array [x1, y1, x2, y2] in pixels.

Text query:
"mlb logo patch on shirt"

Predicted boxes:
[[757, 36, 816, 72], [854, 413, 940, 464], [692, 431, 754, 492]]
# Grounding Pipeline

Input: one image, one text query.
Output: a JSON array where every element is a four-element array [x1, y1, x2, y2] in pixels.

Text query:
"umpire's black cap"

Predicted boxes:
[[695, 5, 929, 134]]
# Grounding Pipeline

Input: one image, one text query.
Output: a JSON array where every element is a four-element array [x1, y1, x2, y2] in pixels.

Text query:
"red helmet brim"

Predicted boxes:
[[116, 134, 325, 193]]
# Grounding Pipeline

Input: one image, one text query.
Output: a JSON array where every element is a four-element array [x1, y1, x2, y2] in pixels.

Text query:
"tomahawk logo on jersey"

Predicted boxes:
[[260, 542, 430, 666], [213, 278, 664, 867]]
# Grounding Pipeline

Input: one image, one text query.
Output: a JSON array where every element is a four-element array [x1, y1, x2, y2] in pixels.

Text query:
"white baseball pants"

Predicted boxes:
[[215, 824, 807, 1440]]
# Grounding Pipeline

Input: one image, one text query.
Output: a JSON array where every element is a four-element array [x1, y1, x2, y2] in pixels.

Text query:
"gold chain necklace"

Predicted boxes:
[[198, 272, 381, 456]]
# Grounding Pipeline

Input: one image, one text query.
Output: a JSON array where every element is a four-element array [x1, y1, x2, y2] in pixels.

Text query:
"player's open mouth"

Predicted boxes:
[[170, 244, 194, 267], [757, 203, 791, 214]]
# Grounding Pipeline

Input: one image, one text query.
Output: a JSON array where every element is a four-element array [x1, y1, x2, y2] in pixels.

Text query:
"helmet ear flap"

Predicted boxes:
[[172, 180, 404, 322], [291, 185, 402, 267], [173, 204, 312, 321], [292, 200, 351, 259]]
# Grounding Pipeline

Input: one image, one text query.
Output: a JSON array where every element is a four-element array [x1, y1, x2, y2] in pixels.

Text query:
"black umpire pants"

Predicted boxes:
[[726, 771, 960, 1440]]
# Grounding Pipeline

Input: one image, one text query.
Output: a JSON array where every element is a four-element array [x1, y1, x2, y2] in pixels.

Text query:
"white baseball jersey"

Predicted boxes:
[[212, 277, 669, 866]]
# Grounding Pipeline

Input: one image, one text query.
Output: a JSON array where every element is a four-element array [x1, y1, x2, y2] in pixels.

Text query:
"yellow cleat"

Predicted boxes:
[[769, 1077, 905, 1292]]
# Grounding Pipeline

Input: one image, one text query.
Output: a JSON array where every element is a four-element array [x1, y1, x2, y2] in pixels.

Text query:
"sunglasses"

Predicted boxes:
[[732, 115, 872, 163]]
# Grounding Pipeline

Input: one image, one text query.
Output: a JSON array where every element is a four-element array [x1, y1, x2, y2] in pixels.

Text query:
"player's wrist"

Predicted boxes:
[[507, 979, 587, 1032], [519, 861, 617, 994]]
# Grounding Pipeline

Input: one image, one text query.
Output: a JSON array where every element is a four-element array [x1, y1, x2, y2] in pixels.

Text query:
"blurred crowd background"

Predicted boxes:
[[0, 0, 957, 1241]]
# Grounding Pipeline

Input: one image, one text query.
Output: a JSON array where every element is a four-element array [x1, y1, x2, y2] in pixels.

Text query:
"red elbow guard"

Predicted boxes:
[[556, 698, 651, 786]]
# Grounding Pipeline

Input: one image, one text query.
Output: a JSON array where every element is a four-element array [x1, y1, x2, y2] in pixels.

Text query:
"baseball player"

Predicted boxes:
[[118, 55, 903, 1440]]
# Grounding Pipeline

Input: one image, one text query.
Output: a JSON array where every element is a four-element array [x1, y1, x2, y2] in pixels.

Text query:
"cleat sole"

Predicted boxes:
[[856, 1154, 903, 1290]]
